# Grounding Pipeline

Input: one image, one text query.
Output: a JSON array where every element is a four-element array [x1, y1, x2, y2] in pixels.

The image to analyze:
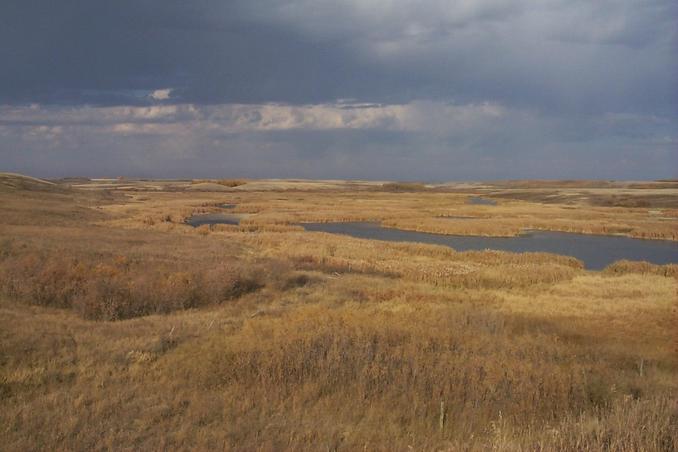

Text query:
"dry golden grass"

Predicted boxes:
[[91, 187, 678, 240], [0, 176, 676, 450], [380, 181, 430, 191], [192, 178, 248, 187]]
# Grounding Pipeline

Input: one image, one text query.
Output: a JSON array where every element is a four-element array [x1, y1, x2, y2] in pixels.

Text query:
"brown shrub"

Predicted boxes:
[[0, 254, 88, 308], [0, 249, 281, 320], [0, 238, 14, 259], [603, 260, 678, 278], [192, 179, 247, 187], [202, 263, 265, 302], [167, 306, 625, 439], [73, 276, 139, 320], [528, 396, 678, 451], [380, 182, 428, 192]]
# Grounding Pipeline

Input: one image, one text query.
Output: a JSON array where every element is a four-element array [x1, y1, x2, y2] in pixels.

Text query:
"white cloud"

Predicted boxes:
[[1, 100, 675, 180], [0, 101, 505, 135], [149, 88, 173, 101]]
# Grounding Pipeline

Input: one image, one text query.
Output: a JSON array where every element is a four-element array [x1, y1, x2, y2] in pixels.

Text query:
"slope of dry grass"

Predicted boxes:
[[1, 177, 676, 450], [93, 187, 678, 240]]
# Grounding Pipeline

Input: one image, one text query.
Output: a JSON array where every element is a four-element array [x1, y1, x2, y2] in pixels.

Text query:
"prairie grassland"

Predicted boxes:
[[0, 175, 677, 450], [94, 186, 678, 240]]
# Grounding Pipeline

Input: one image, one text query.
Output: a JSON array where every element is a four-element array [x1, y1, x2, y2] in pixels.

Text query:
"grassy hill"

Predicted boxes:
[[0, 174, 676, 450]]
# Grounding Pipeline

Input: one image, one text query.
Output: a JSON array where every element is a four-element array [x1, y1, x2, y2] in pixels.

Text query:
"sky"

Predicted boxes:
[[1, 0, 676, 181]]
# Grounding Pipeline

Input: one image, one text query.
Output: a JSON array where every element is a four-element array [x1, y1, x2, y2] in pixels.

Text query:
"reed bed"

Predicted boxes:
[[0, 248, 283, 320], [382, 216, 678, 240], [236, 230, 584, 289], [0, 181, 676, 450], [94, 188, 677, 240]]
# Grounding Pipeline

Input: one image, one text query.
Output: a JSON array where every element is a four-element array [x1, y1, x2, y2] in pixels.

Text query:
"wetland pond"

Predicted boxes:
[[186, 203, 241, 227], [468, 197, 497, 206], [185, 213, 241, 227], [302, 222, 678, 270]]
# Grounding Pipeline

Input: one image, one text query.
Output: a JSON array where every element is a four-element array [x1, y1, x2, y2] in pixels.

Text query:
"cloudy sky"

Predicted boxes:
[[1, 0, 676, 180]]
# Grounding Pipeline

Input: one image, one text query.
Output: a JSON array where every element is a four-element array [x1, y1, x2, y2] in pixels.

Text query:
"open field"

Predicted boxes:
[[1, 173, 677, 450]]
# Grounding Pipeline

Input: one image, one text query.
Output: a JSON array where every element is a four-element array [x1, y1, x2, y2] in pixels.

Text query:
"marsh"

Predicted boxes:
[[303, 222, 678, 270]]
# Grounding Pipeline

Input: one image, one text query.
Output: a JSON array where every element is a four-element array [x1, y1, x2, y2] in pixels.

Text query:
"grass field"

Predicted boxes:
[[1, 173, 676, 450]]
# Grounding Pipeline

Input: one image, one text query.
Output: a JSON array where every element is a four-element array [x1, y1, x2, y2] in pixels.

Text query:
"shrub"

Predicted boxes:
[[380, 182, 428, 192], [0, 249, 285, 320], [169, 306, 602, 434], [191, 179, 247, 187], [74, 276, 138, 320], [603, 260, 678, 278]]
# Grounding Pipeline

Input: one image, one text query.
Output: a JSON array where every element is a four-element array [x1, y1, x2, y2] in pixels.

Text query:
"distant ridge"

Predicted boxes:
[[0, 172, 69, 193]]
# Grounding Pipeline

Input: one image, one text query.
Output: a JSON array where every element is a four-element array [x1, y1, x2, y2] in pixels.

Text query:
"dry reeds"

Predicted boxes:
[[192, 179, 247, 187], [0, 248, 298, 320], [1, 180, 676, 450], [603, 260, 678, 278]]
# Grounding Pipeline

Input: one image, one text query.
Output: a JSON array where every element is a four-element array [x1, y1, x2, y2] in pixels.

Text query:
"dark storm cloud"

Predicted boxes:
[[2, 0, 676, 112], [0, 0, 361, 105], [1, 0, 676, 180], [1, 101, 674, 180]]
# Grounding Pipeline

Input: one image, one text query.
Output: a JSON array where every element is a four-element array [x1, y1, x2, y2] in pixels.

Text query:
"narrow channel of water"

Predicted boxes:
[[185, 213, 240, 227], [468, 197, 497, 206], [302, 222, 678, 270]]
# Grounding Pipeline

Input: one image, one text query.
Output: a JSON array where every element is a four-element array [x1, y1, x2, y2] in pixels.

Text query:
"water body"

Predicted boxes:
[[468, 197, 497, 206], [185, 213, 240, 227], [302, 222, 678, 270]]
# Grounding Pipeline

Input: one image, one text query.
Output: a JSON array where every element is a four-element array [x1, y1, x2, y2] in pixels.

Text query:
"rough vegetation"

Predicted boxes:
[[0, 174, 676, 451], [380, 182, 429, 192], [192, 178, 248, 187], [0, 249, 275, 320]]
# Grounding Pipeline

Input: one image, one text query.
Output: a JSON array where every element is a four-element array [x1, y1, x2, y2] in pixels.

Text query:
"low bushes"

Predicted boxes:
[[0, 248, 285, 320], [380, 182, 428, 192], [191, 179, 247, 187], [603, 260, 678, 278], [165, 305, 674, 447], [529, 396, 678, 451]]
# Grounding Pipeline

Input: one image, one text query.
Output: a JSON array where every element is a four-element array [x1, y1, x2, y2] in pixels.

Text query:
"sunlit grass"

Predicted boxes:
[[0, 179, 676, 450]]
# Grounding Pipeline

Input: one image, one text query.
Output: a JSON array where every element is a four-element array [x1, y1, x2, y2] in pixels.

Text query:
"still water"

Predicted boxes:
[[468, 197, 497, 206], [302, 222, 678, 270], [185, 213, 240, 227]]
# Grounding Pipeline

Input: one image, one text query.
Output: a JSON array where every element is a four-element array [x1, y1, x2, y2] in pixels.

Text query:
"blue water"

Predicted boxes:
[[185, 213, 240, 227], [302, 222, 678, 270], [468, 197, 497, 206]]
